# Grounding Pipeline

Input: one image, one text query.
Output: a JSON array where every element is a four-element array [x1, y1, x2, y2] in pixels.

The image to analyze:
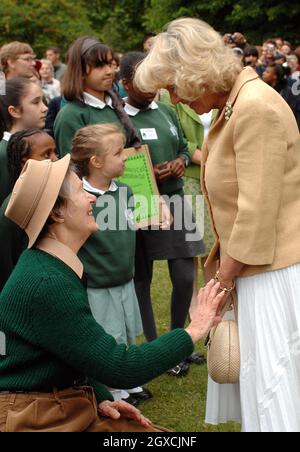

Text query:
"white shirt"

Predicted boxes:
[[199, 111, 213, 139], [83, 178, 118, 195], [2, 132, 12, 142], [42, 78, 61, 102], [124, 101, 158, 116], [83, 92, 113, 110]]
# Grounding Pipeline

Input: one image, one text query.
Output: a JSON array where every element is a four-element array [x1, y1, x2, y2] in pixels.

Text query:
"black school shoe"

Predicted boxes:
[[132, 387, 153, 401], [122, 394, 140, 407], [167, 360, 190, 377], [122, 387, 153, 406], [185, 352, 207, 365]]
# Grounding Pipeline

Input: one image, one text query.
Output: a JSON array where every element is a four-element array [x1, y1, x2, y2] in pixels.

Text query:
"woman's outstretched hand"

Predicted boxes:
[[98, 400, 153, 428], [185, 279, 225, 344]]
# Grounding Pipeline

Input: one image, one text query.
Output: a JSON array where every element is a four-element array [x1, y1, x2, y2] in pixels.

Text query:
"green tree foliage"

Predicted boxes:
[[84, 0, 148, 52], [0, 0, 94, 57], [143, 0, 300, 45], [0, 0, 299, 57]]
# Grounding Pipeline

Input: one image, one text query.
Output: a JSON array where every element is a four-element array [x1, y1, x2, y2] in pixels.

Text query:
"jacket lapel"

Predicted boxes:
[[226, 66, 259, 107], [201, 67, 259, 167]]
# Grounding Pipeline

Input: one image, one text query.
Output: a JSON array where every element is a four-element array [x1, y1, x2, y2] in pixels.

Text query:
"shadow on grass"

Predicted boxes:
[[137, 261, 241, 433]]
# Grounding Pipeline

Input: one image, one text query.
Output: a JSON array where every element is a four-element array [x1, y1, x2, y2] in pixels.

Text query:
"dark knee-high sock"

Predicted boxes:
[[134, 233, 157, 341], [168, 258, 195, 330]]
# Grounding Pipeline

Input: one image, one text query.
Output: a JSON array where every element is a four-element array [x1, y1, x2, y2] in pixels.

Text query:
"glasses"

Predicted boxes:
[[17, 56, 36, 62]]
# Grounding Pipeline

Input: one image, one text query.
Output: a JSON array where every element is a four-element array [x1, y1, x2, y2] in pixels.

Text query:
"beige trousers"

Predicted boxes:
[[0, 386, 167, 432]]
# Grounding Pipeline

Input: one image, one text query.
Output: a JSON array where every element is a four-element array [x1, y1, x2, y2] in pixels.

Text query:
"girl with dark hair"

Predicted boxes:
[[54, 37, 140, 157], [7, 129, 57, 187], [0, 129, 57, 292], [0, 77, 48, 206], [263, 63, 290, 91], [263, 63, 300, 129]]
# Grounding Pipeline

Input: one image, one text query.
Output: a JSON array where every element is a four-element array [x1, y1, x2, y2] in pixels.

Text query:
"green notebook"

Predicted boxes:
[[118, 146, 160, 228]]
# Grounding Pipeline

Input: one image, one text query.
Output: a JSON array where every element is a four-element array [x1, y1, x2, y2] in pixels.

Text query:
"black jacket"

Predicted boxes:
[[276, 82, 300, 131]]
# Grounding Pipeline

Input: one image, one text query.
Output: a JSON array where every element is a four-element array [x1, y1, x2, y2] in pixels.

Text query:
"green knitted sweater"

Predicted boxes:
[[0, 249, 194, 402]]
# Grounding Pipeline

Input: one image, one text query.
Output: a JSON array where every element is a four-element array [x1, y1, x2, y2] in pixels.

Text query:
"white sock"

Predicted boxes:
[[126, 387, 143, 394], [109, 389, 129, 401], [120, 390, 130, 399]]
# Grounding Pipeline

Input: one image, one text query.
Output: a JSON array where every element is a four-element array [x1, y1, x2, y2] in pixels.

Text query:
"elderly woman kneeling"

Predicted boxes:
[[0, 155, 224, 432]]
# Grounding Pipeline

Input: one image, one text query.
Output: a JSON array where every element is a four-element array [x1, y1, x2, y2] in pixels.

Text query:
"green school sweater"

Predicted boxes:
[[0, 249, 194, 402], [0, 140, 10, 207], [54, 100, 123, 157], [79, 182, 136, 289], [0, 195, 28, 293], [127, 102, 190, 196]]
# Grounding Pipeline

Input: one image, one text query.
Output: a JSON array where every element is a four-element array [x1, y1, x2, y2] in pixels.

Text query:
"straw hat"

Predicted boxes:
[[5, 154, 71, 248]]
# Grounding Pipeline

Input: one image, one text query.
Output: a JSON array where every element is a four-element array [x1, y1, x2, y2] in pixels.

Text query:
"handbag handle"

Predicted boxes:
[[204, 289, 238, 347], [219, 290, 238, 319]]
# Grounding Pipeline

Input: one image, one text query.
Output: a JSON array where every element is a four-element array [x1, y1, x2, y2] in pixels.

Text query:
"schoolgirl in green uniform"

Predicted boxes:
[[72, 123, 152, 405], [54, 37, 140, 157], [0, 129, 57, 292], [0, 77, 48, 206]]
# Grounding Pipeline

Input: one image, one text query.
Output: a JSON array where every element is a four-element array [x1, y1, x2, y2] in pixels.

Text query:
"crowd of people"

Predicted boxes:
[[225, 32, 300, 128], [0, 19, 299, 432]]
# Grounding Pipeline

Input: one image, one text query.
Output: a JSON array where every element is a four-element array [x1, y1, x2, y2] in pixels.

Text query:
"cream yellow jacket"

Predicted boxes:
[[201, 67, 300, 277]]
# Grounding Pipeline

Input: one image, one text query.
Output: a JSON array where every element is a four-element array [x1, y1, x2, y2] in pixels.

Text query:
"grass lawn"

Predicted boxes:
[[137, 260, 241, 433]]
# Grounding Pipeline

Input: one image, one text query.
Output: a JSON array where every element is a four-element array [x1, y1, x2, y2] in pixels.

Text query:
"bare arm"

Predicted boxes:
[[217, 254, 245, 289], [191, 149, 202, 165]]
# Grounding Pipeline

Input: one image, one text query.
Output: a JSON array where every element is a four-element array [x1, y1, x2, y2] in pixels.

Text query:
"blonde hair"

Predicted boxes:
[[71, 123, 125, 177], [40, 59, 54, 75], [0, 42, 34, 75], [134, 18, 242, 101]]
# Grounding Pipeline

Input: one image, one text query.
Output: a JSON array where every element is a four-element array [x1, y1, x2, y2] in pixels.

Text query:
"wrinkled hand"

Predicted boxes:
[[185, 279, 226, 344], [153, 162, 172, 184], [98, 400, 153, 428], [170, 158, 185, 178]]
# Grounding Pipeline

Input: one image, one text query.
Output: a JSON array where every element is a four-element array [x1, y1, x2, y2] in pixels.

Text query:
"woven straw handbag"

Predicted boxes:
[[206, 291, 240, 384]]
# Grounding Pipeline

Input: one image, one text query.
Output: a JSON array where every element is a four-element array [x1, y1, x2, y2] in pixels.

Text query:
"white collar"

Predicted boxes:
[[124, 101, 159, 117], [3, 132, 12, 142], [83, 178, 118, 195], [83, 92, 113, 109]]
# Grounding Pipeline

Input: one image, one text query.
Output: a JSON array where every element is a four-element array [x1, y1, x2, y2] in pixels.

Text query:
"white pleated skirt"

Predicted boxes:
[[238, 263, 300, 432], [205, 263, 300, 432]]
